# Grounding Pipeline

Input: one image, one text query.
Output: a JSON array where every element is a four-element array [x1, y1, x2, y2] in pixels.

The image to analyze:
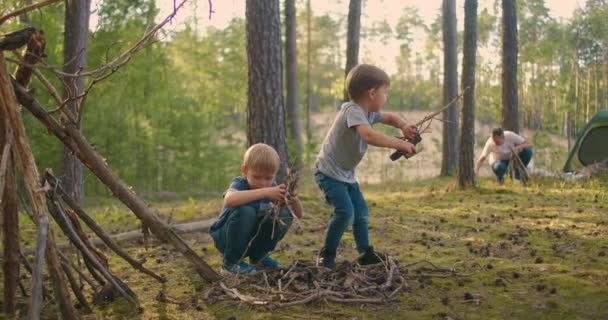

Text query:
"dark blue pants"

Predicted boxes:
[[491, 147, 533, 183], [210, 205, 292, 266], [314, 171, 370, 257]]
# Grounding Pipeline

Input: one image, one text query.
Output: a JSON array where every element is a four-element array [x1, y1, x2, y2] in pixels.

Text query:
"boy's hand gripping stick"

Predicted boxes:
[[389, 87, 469, 161]]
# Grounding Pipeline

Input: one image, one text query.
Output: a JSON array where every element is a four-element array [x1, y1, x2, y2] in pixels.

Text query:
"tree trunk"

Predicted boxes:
[[604, 53, 607, 110], [245, 0, 289, 179], [284, 0, 303, 166], [501, 0, 519, 133], [575, 56, 580, 133], [305, 0, 312, 144], [595, 60, 599, 115], [62, 0, 90, 204], [1, 87, 19, 320], [343, 0, 362, 102], [585, 67, 591, 122], [441, 0, 459, 176], [458, 0, 477, 189]]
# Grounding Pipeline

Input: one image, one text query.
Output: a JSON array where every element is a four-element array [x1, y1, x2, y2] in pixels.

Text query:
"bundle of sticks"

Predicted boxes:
[[390, 87, 470, 161], [239, 168, 301, 262], [507, 148, 530, 185], [207, 257, 463, 308]]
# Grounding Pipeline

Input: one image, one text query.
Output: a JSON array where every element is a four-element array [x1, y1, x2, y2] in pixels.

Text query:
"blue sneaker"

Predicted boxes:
[[251, 256, 281, 268], [222, 261, 257, 275]]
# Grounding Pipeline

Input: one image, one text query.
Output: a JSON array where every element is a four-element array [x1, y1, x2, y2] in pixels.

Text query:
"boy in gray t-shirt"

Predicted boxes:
[[314, 64, 418, 269]]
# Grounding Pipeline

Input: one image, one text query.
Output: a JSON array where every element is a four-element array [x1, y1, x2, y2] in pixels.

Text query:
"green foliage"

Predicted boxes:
[[3, 0, 606, 199]]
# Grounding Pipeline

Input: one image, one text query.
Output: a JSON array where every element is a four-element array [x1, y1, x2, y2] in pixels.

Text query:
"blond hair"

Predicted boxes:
[[242, 143, 281, 174]]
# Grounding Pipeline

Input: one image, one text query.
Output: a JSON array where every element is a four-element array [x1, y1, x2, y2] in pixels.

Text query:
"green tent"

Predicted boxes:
[[563, 110, 608, 172]]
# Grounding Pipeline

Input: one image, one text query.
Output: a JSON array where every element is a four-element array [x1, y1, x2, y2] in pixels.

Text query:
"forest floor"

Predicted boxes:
[[3, 174, 607, 320]]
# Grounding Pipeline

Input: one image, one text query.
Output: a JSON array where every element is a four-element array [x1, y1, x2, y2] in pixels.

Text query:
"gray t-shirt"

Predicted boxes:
[[315, 102, 384, 183]]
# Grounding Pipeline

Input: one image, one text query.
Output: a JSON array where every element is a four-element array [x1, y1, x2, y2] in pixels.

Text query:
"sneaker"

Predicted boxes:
[[357, 246, 384, 266], [316, 247, 336, 270], [221, 261, 257, 275], [251, 255, 281, 268]]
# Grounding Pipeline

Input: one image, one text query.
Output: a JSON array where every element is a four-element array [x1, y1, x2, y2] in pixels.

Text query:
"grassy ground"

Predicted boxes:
[[2, 175, 608, 320]]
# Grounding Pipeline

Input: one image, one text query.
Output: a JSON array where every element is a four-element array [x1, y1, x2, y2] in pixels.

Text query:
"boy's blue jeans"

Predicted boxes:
[[314, 170, 370, 258], [491, 147, 533, 183], [210, 205, 293, 266]]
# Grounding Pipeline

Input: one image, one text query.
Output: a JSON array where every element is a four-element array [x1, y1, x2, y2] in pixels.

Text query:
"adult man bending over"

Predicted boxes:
[[475, 128, 533, 185]]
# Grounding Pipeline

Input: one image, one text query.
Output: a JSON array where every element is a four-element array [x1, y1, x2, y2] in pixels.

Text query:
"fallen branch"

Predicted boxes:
[[46, 171, 166, 283]]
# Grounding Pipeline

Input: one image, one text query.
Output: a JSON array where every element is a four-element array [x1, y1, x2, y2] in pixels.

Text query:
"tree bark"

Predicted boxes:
[[1, 87, 19, 320], [585, 67, 591, 122], [343, 0, 362, 102], [62, 0, 90, 204], [245, 0, 289, 179], [441, 0, 459, 176], [458, 0, 477, 189], [305, 0, 312, 143], [284, 0, 303, 166], [501, 0, 519, 133], [11, 79, 221, 282]]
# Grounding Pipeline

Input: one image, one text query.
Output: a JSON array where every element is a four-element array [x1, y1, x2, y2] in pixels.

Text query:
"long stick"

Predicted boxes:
[[27, 215, 48, 319], [46, 197, 138, 305], [390, 87, 469, 161], [46, 172, 165, 283], [61, 263, 93, 314], [414, 86, 470, 128], [0, 143, 9, 197], [57, 250, 98, 289]]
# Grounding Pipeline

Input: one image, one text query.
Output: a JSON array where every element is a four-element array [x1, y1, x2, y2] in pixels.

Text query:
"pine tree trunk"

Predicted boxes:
[[604, 53, 608, 110], [595, 61, 599, 115], [305, 0, 312, 142], [458, 0, 477, 189], [284, 0, 303, 166], [586, 68, 591, 121], [575, 57, 580, 133], [246, 0, 289, 179], [62, 0, 90, 203], [441, 0, 459, 176], [344, 0, 362, 102], [501, 0, 519, 133]]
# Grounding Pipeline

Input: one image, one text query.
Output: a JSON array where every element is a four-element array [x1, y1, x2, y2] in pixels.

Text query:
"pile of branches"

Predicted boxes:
[[206, 257, 463, 308]]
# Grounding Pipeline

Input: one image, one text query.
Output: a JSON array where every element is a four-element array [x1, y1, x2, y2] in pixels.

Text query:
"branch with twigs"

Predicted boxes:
[[390, 86, 470, 161], [4, 0, 191, 124], [0, 0, 62, 26]]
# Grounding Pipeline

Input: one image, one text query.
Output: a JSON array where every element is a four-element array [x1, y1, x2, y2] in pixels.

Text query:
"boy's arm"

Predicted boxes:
[[224, 185, 286, 208], [355, 124, 416, 154], [380, 112, 418, 140]]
